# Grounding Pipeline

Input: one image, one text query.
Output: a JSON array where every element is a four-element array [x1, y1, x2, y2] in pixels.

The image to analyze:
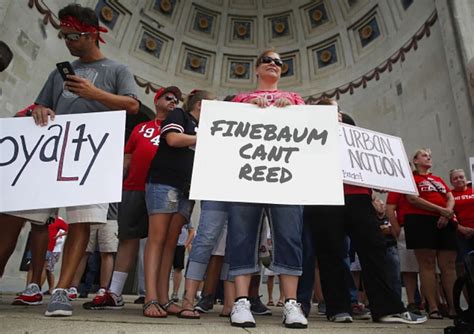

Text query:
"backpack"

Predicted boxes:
[[445, 250, 474, 333]]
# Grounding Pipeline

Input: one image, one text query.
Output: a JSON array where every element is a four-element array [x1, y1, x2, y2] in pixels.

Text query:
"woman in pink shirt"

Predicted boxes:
[[227, 49, 307, 329]]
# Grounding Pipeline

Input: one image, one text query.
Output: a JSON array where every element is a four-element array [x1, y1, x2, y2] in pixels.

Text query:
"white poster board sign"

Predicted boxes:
[[190, 100, 344, 205], [340, 123, 418, 195], [0, 111, 126, 212]]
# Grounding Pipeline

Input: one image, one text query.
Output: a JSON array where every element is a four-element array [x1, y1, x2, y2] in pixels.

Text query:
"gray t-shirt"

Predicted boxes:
[[35, 58, 137, 115]]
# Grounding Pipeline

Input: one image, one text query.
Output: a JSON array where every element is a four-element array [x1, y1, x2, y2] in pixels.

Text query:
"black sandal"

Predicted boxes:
[[143, 300, 167, 318], [429, 310, 443, 320], [178, 308, 200, 319], [160, 300, 181, 316]]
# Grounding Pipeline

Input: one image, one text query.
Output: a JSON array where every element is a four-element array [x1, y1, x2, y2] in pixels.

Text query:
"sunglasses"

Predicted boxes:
[[164, 96, 178, 104], [258, 56, 283, 67], [58, 31, 90, 41]]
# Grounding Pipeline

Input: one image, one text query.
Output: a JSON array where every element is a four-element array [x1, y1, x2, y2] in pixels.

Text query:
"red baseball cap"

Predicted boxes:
[[154, 86, 182, 105]]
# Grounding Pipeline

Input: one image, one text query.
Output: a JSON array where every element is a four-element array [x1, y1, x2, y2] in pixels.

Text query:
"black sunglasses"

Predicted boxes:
[[164, 96, 178, 104], [258, 56, 283, 67], [58, 31, 90, 41]]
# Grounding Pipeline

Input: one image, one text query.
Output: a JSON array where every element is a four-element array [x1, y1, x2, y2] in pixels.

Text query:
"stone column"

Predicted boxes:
[[435, 0, 474, 168]]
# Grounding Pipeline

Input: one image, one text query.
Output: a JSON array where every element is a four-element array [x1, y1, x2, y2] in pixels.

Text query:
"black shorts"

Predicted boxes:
[[404, 214, 457, 250], [118, 190, 149, 240], [173, 245, 185, 270]]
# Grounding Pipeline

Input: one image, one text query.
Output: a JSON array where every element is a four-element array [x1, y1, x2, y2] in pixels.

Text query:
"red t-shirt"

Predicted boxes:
[[48, 217, 68, 251], [386, 191, 413, 226], [343, 184, 371, 196], [407, 173, 451, 216], [452, 185, 474, 228], [123, 120, 161, 191], [232, 89, 305, 105]]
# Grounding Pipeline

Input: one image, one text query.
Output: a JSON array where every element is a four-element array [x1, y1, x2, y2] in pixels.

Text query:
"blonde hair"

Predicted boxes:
[[412, 148, 431, 172], [317, 97, 337, 106], [449, 168, 465, 180], [182, 90, 215, 113]]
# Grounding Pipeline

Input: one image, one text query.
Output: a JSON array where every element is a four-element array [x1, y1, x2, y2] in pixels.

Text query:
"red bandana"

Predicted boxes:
[[60, 16, 108, 44]]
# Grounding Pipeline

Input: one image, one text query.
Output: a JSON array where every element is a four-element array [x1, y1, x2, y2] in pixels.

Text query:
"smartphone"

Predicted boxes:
[[56, 61, 75, 81]]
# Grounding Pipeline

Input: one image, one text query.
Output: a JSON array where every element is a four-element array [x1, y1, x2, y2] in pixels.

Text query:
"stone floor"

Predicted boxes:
[[0, 293, 453, 334]]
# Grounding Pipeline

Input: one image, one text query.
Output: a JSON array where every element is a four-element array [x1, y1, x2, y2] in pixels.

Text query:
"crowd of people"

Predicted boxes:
[[0, 3, 473, 330]]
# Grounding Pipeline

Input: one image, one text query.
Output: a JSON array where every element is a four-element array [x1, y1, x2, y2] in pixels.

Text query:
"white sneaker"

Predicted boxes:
[[230, 298, 256, 328], [283, 299, 308, 329], [329, 312, 353, 323], [377, 311, 427, 324], [67, 287, 78, 300], [96, 288, 106, 296]]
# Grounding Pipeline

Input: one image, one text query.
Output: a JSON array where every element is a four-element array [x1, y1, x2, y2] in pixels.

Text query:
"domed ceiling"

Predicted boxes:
[[29, 0, 436, 101]]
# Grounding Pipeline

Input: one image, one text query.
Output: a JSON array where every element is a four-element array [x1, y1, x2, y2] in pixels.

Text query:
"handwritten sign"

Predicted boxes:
[[0, 111, 126, 212], [340, 124, 418, 195], [190, 100, 344, 205]]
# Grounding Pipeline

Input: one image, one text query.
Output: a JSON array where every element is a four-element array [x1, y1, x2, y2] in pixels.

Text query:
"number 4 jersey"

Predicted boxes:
[[123, 119, 162, 191]]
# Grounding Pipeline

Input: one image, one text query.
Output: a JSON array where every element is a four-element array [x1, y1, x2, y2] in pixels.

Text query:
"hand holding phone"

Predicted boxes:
[[56, 61, 75, 81]]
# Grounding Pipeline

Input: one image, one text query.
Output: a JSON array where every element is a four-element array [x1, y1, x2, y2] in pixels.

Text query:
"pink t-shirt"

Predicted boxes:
[[232, 89, 305, 105]]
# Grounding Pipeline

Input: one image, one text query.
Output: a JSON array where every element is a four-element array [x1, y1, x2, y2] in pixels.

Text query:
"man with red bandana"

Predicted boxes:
[[0, 3, 139, 317]]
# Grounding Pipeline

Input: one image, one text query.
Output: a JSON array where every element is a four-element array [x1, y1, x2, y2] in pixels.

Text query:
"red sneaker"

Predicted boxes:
[[67, 287, 78, 300], [12, 283, 43, 305], [82, 290, 124, 310]]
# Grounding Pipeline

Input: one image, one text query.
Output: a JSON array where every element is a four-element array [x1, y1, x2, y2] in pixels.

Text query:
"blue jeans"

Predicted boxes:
[[297, 215, 317, 316], [344, 237, 359, 305], [297, 220, 357, 316], [185, 201, 229, 280], [385, 245, 402, 300], [309, 196, 405, 319], [228, 203, 303, 276], [456, 235, 474, 262]]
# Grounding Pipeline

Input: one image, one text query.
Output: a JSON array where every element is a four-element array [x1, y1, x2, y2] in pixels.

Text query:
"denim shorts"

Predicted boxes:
[[145, 183, 193, 222]]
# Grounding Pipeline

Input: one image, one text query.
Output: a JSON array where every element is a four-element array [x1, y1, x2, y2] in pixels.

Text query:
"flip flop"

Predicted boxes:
[[143, 300, 167, 318], [429, 310, 443, 320], [177, 308, 200, 319], [267, 301, 275, 306]]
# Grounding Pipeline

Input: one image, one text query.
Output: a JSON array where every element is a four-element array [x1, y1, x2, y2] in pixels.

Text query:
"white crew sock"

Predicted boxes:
[[109, 271, 128, 296]]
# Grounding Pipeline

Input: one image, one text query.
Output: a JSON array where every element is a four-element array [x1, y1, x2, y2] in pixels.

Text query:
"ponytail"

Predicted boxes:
[[183, 89, 214, 112]]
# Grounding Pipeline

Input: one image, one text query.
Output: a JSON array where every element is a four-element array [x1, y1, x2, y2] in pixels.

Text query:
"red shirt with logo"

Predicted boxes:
[[452, 185, 474, 228], [407, 173, 451, 216], [386, 191, 414, 225], [47, 217, 68, 251], [232, 90, 305, 106], [123, 120, 161, 191]]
